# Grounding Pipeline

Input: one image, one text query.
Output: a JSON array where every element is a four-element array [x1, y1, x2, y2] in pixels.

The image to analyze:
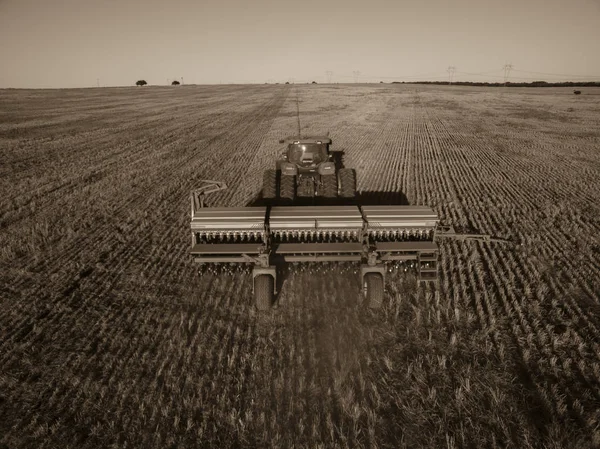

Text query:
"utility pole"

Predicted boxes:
[[96, 78, 100, 88], [503, 63, 513, 86], [326, 71, 333, 84], [181, 77, 184, 85], [447, 66, 456, 84], [353, 71, 360, 83]]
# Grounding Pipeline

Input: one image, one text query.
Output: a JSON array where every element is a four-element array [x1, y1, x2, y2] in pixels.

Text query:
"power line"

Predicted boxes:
[[512, 68, 600, 78], [455, 68, 505, 76], [341, 71, 445, 80], [456, 71, 507, 78], [452, 69, 595, 81], [367, 66, 598, 82]]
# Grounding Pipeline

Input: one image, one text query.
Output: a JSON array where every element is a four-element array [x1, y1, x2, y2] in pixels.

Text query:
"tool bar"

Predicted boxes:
[[191, 205, 439, 233], [361, 205, 439, 229], [191, 207, 267, 231], [269, 206, 364, 231]]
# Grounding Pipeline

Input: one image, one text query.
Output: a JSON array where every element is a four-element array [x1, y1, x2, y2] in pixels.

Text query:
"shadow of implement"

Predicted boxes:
[[245, 189, 409, 208]]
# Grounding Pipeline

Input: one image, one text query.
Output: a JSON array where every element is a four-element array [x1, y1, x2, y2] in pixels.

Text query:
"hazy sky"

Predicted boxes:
[[1, 0, 599, 88]]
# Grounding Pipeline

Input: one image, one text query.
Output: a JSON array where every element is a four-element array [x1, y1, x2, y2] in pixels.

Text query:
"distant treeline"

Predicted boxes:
[[391, 81, 600, 87]]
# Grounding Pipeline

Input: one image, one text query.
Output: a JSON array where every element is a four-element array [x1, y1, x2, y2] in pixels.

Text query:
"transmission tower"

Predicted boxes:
[[447, 66, 456, 84], [326, 71, 333, 84], [503, 63, 513, 86], [353, 71, 360, 83]]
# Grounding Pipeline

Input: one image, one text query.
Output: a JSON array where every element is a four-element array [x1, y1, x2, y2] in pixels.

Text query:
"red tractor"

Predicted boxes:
[[262, 137, 356, 201]]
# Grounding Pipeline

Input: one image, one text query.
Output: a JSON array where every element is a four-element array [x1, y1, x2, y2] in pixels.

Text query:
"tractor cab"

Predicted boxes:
[[288, 141, 329, 167], [279, 137, 332, 170]]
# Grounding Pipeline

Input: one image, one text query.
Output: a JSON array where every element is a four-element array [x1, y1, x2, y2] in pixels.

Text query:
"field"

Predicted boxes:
[[1, 84, 600, 449]]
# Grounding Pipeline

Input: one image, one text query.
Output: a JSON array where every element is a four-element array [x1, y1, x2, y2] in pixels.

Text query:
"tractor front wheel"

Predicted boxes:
[[254, 275, 274, 310], [279, 175, 296, 201]]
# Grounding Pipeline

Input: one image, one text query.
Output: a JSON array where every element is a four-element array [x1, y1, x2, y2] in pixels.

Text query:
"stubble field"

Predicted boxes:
[[1, 84, 600, 449]]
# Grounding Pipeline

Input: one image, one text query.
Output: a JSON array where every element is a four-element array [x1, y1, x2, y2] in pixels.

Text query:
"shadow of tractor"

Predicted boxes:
[[245, 189, 409, 208]]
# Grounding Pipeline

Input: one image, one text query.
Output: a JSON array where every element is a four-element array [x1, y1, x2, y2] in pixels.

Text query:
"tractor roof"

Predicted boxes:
[[280, 136, 332, 145]]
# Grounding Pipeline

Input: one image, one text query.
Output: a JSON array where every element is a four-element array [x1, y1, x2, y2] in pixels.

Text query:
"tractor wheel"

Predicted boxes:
[[262, 170, 277, 200], [364, 273, 384, 309], [339, 169, 356, 198], [254, 274, 274, 310], [279, 175, 296, 201], [321, 174, 338, 198]]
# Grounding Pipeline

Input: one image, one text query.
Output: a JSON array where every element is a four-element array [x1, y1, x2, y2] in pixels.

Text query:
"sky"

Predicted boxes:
[[1, 0, 599, 88]]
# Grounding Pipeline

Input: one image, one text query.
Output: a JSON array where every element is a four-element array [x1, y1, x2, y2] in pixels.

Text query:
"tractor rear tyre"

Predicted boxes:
[[254, 274, 274, 310], [364, 273, 384, 309], [280, 175, 296, 201], [262, 170, 277, 200], [321, 174, 338, 198], [339, 169, 356, 198]]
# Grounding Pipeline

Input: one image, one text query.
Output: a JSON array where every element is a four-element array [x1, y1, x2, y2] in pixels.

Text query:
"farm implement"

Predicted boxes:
[[190, 177, 508, 310]]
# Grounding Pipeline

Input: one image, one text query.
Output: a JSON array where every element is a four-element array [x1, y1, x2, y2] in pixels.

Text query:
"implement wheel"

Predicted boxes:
[[280, 175, 296, 201], [262, 170, 277, 200], [254, 275, 274, 311], [321, 174, 338, 198], [339, 168, 356, 198], [364, 273, 384, 309]]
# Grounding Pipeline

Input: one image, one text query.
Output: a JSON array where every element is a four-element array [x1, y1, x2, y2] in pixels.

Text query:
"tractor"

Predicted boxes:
[[262, 137, 356, 201]]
